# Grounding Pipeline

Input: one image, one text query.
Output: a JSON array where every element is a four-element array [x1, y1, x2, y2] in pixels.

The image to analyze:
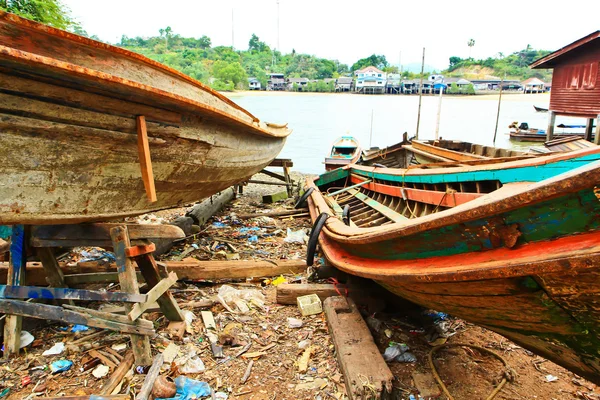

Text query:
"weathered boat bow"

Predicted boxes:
[[0, 12, 291, 224]]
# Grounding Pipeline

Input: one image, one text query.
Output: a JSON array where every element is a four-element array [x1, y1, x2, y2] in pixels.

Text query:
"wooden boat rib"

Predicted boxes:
[[306, 146, 600, 384], [0, 12, 291, 224]]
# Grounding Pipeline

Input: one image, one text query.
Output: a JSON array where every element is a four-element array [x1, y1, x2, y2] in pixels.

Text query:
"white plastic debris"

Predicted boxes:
[[217, 285, 265, 313], [545, 374, 558, 382], [92, 364, 110, 378], [174, 344, 206, 374], [43, 342, 65, 356], [287, 317, 303, 328], [19, 331, 34, 349], [298, 339, 311, 349], [284, 228, 309, 244]]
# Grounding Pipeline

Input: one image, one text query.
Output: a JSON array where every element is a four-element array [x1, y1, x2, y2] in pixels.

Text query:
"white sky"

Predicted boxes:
[[63, 0, 599, 70]]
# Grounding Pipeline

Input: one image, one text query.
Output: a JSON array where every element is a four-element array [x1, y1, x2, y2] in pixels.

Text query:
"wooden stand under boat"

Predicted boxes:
[[305, 145, 600, 385], [0, 12, 291, 225]]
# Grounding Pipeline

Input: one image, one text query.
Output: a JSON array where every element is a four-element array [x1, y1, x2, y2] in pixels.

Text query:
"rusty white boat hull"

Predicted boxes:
[[0, 12, 291, 224]]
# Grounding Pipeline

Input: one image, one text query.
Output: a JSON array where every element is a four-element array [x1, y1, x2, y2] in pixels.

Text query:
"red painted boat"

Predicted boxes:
[[305, 145, 600, 384]]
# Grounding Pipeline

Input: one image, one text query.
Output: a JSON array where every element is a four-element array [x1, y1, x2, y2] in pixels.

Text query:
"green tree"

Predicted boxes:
[[467, 38, 475, 59], [351, 54, 388, 72], [212, 60, 247, 88], [198, 35, 211, 49], [0, 0, 75, 29], [248, 33, 270, 53], [448, 56, 462, 69]]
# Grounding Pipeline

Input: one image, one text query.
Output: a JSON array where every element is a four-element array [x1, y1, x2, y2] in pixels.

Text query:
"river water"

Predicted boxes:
[[227, 92, 582, 174]]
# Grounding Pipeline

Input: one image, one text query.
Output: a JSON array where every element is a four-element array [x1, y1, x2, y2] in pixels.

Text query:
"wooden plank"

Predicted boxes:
[[125, 243, 156, 258], [324, 297, 393, 399], [135, 255, 183, 322], [3, 225, 26, 358], [136, 115, 157, 203], [136, 353, 164, 400], [325, 180, 372, 197], [0, 259, 309, 285], [128, 272, 178, 321], [111, 226, 152, 365], [0, 300, 154, 335], [347, 188, 407, 222], [63, 305, 154, 329], [100, 351, 134, 395], [64, 272, 144, 285], [237, 209, 308, 219], [258, 168, 287, 182], [36, 247, 69, 288], [0, 285, 147, 303], [186, 188, 236, 226], [262, 190, 288, 204], [31, 223, 185, 248], [269, 158, 293, 168]]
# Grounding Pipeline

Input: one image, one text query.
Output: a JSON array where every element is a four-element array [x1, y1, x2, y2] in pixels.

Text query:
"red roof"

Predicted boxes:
[[356, 66, 384, 74], [531, 30, 600, 69]]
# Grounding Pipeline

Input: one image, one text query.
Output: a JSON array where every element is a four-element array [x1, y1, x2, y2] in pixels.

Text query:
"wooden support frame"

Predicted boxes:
[[128, 272, 178, 321], [0, 284, 147, 303], [3, 225, 27, 358], [136, 115, 157, 202], [111, 225, 153, 365]]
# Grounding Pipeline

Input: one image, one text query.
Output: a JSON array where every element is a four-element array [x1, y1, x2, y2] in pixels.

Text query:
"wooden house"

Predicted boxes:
[[522, 77, 545, 93], [286, 77, 309, 91], [267, 73, 286, 91], [248, 77, 261, 90], [355, 66, 386, 94], [336, 76, 353, 92], [531, 30, 600, 142]]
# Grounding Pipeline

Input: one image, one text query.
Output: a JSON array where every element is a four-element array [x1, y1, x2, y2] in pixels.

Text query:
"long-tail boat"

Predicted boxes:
[[304, 145, 600, 384], [324, 136, 362, 171], [0, 12, 291, 225]]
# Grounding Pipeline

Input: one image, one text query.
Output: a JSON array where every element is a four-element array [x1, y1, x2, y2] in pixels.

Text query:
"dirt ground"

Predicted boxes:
[[1, 174, 598, 400]]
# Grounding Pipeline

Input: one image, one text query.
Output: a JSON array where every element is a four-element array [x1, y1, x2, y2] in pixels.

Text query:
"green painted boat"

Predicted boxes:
[[306, 145, 600, 384]]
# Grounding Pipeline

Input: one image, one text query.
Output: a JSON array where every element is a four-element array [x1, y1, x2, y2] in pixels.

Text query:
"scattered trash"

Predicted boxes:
[[174, 344, 206, 374], [295, 378, 328, 391], [70, 325, 89, 333], [162, 342, 180, 364], [158, 376, 211, 400], [19, 331, 34, 349], [43, 342, 65, 356], [92, 364, 110, 378], [78, 247, 116, 263], [21, 376, 31, 387], [271, 275, 287, 286], [383, 343, 416, 363], [111, 343, 128, 352], [284, 228, 308, 244], [217, 285, 265, 313], [546, 374, 559, 382], [153, 375, 177, 398], [212, 222, 228, 229], [298, 339, 311, 349], [287, 317, 303, 328], [297, 293, 322, 316], [0, 388, 9, 398], [247, 235, 258, 242], [215, 392, 229, 400], [49, 360, 73, 374]]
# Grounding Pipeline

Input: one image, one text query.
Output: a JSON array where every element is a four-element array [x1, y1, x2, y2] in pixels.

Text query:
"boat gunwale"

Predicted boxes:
[[306, 150, 600, 244], [0, 11, 263, 126]]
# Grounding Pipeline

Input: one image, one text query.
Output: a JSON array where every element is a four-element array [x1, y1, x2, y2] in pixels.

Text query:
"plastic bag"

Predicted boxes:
[[50, 360, 73, 373], [284, 228, 308, 244], [383, 343, 410, 362], [157, 376, 211, 400], [217, 285, 265, 313]]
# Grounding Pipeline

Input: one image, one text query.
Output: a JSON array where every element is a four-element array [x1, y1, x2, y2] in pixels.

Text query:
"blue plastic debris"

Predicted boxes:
[[79, 249, 115, 263], [238, 227, 260, 234], [50, 360, 73, 373], [71, 325, 89, 332], [247, 235, 259, 243], [212, 222, 227, 228], [157, 376, 211, 400]]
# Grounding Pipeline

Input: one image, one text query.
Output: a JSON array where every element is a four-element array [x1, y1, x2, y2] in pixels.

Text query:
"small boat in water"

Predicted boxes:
[[509, 121, 589, 142], [0, 12, 291, 225], [533, 105, 548, 112], [324, 136, 361, 171], [304, 145, 600, 384]]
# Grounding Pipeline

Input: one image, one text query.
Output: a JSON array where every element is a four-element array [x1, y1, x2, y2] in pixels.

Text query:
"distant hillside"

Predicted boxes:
[[444, 46, 553, 81]]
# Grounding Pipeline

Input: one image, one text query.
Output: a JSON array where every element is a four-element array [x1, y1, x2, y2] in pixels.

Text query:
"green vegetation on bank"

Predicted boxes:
[[1, 1, 555, 90]]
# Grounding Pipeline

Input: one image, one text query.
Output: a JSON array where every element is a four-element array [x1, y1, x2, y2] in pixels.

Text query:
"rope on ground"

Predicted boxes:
[[428, 343, 516, 400]]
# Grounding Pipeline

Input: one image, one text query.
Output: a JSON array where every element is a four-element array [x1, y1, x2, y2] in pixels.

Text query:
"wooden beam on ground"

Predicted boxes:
[[136, 115, 157, 203], [31, 223, 184, 248], [0, 259, 308, 285], [0, 285, 147, 303], [100, 351, 135, 395], [324, 297, 393, 399], [0, 300, 154, 335], [247, 179, 294, 187], [136, 353, 164, 400], [185, 188, 236, 226]]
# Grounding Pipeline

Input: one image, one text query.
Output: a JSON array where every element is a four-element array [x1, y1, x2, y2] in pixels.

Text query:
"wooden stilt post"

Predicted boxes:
[[585, 118, 594, 142], [37, 247, 74, 306], [594, 115, 600, 145], [110, 225, 152, 365], [137, 115, 157, 203], [3, 225, 27, 358], [546, 111, 556, 142]]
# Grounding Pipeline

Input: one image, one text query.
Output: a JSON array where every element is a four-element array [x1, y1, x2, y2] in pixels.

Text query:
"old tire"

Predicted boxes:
[[295, 187, 314, 209], [306, 212, 329, 266], [342, 205, 351, 226]]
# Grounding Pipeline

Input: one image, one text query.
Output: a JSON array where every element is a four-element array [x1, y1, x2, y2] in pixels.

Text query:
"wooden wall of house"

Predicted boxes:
[[549, 44, 600, 116]]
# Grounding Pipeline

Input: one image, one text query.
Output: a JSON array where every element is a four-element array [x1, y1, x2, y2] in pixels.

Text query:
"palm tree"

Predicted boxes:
[[468, 39, 475, 59]]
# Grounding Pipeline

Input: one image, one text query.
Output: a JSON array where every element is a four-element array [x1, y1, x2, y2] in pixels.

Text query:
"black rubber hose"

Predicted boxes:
[[306, 212, 329, 266], [342, 205, 351, 226], [294, 187, 314, 209]]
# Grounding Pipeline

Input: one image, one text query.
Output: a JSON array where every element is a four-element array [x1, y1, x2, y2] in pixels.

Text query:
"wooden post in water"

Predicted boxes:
[[415, 47, 425, 139], [585, 118, 594, 141], [435, 82, 444, 140], [369, 109, 374, 148], [493, 75, 505, 145], [595, 114, 600, 145], [546, 111, 556, 142]]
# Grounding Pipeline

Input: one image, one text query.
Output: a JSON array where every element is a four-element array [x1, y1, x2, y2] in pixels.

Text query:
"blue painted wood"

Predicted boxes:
[[0, 226, 10, 240], [8, 225, 26, 285], [352, 154, 600, 185], [0, 285, 147, 302], [315, 168, 349, 186]]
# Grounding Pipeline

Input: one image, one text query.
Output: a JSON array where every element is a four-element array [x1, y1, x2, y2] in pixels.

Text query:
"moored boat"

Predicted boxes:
[[305, 145, 600, 384], [0, 12, 291, 225], [324, 136, 361, 171], [509, 122, 589, 142]]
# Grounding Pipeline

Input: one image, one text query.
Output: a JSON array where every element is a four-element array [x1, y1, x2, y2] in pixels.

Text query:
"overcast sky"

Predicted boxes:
[[63, 0, 599, 70]]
